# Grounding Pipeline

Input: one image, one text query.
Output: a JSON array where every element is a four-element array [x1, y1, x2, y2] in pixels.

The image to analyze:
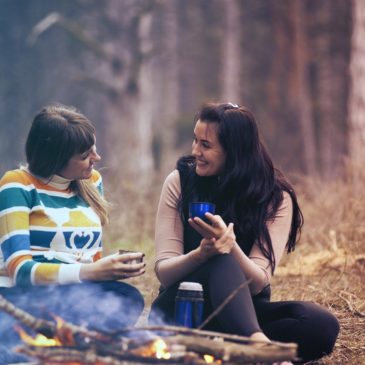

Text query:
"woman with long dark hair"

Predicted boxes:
[[150, 102, 339, 363]]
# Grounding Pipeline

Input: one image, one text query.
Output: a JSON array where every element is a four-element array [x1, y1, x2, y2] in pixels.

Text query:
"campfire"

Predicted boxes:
[[0, 294, 297, 364]]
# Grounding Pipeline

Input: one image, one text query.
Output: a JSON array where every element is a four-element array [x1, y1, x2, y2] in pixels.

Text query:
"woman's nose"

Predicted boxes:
[[192, 142, 201, 157], [92, 152, 101, 162]]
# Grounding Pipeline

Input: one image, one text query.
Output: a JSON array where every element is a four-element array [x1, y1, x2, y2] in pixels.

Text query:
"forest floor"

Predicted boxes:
[[105, 170, 365, 365], [126, 247, 365, 365]]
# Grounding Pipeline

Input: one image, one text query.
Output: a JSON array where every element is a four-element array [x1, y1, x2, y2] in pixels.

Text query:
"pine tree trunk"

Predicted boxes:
[[291, 0, 318, 176], [158, 0, 180, 174], [221, 0, 242, 102], [314, 0, 350, 179], [348, 0, 365, 168]]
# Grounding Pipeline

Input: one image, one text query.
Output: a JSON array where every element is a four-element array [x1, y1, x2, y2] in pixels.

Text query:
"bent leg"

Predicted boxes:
[[202, 255, 261, 335], [150, 254, 261, 336], [255, 299, 340, 362]]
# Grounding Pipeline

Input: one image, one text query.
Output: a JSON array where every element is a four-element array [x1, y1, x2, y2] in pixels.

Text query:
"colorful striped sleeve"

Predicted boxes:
[[0, 171, 81, 287]]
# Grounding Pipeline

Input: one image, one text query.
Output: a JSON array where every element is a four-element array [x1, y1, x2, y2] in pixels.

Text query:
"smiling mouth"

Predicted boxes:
[[196, 161, 208, 168]]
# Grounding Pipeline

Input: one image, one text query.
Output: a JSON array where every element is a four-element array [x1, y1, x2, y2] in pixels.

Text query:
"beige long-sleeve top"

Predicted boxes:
[[155, 170, 293, 295]]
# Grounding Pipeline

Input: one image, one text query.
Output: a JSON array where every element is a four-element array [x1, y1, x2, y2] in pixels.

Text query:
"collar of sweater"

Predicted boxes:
[[22, 166, 73, 190]]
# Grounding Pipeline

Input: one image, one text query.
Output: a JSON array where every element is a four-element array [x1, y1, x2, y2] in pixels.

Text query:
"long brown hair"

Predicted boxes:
[[26, 104, 109, 225], [177, 102, 303, 273]]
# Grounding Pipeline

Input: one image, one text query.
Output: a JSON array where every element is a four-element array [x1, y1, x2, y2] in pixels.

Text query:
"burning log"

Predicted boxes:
[[0, 294, 55, 338], [0, 294, 129, 348], [116, 325, 297, 348], [17, 334, 297, 364], [18, 346, 124, 365], [18, 344, 204, 365], [162, 335, 297, 363], [122, 330, 297, 364], [0, 294, 298, 364]]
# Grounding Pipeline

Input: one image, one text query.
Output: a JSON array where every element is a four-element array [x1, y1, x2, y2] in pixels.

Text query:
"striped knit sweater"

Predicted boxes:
[[0, 168, 103, 287]]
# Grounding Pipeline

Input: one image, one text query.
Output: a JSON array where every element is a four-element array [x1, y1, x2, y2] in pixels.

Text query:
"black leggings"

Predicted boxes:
[[150, 255, 340, 363]]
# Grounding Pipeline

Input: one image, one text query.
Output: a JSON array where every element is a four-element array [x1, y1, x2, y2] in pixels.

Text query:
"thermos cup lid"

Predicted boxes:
[[178, 281, 203, 291]]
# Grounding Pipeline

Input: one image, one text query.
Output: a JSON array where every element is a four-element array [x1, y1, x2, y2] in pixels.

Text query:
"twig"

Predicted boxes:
[[18, 346, 125, 365], [1, 293, 297, 364], [18, 344, 198, 364], [198, 280, 251, 329], [162, 335, 297, 363], [27, 12, 120, 64], [17, 332, 298, 365], [0, 294, 55, 338], [324, 286, 365, 317], [338, 291, 365, 317], [117, 325, 296, 348]]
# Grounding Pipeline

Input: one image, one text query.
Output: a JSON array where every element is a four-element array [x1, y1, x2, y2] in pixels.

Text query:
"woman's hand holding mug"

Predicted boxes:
[[189, 213, 236, 259], [80, 251, 145, 282]]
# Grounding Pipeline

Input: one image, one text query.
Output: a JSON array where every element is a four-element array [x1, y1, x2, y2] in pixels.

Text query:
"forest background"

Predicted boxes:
[[0, 0, 364, 364]]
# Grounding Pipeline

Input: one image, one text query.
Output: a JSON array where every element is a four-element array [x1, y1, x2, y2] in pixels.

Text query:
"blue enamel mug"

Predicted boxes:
[[189, 202, 216, 223]]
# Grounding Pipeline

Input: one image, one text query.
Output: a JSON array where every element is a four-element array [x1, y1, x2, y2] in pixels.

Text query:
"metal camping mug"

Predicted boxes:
[[189, 202, 216, 223], [175, 282, 204, 328]]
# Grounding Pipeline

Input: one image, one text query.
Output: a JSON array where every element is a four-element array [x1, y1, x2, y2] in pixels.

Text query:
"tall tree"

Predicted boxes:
[[348, 0, 365, 169], [311, 0, 350, 179], [221, 0, 242, 102], [152, 0, 180, 174], [29, 0, 157, 189], [291, 0, 317, 176]]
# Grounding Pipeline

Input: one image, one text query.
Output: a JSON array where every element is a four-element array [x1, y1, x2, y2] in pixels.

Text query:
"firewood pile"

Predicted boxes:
[[0, 294, 298, 364]]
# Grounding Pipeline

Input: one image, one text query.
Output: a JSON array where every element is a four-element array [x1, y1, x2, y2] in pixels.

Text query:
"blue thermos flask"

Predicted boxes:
[[175, 282, 204, 328]]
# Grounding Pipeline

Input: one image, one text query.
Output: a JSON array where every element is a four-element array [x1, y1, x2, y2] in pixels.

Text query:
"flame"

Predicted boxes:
[[204, 354, 215, 363], [136, 338, 172, 359], [15, 314, 75, 348], [53, 315, 74, 346], [152, 338, 171, 360], [203, 354, 222, 363], [15, 326, 61, 347]]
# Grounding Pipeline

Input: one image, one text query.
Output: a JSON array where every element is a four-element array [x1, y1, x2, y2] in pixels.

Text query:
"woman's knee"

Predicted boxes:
[[111, 281, 145, 312], [207, 254, 247, 279], [294, 302, 340, 361], [311, 306, 339, 355]]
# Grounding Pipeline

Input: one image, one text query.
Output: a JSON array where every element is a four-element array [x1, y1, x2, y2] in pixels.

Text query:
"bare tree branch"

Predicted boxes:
[[27, 11, 123, 69]]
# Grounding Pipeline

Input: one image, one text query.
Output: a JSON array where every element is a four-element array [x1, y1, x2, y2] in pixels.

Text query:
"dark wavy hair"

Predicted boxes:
[[177, 102, 303, 273]]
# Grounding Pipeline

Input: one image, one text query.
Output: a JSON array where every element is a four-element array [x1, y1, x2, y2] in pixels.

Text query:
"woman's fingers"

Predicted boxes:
[[118, 252, 144, 263], [106, 253, 146, 278], [198, 238, 217, 260], [214, 223, 236, 254], [204, 212, 225, 227], [120, 262, 145, 272], [188, 218, 214, 238], [188, 213, 227, 238], [120, 267, 146, 278]]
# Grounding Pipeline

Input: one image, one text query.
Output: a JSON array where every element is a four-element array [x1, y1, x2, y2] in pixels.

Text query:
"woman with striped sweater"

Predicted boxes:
[[0, 105, 144, 361]]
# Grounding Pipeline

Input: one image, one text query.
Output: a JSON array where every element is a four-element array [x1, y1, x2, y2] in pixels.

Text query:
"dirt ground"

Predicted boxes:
[[130, 247, 365, 365], [109, 171, 365, 364]]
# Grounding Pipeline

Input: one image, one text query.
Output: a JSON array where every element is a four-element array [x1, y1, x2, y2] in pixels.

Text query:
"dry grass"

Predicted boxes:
[[103, 167, 365, 364]]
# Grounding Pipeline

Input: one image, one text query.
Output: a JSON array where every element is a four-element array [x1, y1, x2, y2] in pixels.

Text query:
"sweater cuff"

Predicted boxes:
[[58, 264, 82, 284]]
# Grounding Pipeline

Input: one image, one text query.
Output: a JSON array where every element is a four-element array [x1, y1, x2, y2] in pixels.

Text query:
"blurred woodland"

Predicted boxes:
[[1, 1, 365, 364], [1, 0, 364, 183]]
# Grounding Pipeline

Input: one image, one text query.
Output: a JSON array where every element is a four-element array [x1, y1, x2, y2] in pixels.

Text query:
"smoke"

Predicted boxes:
[[0, 281, 145, 363]]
